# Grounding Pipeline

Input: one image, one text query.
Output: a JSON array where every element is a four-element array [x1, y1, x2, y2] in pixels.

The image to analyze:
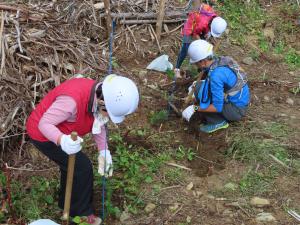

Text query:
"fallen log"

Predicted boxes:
[[99, 11, 186, 19], [120, 18, 185, 25], [156, 0, 167, 42]]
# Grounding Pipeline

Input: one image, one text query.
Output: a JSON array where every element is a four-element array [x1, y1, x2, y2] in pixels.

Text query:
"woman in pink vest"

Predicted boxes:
[[175, 0, 227, 78], [26, 74, 139, 225]]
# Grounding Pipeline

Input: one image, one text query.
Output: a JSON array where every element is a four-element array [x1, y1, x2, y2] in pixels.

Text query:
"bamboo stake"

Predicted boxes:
[[103, 0, 112, 37], [156, 0, 166, 42], [62, 132, 78, 224]]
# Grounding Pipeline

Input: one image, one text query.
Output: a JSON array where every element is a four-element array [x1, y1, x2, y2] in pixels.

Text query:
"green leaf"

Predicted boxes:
[[145, 176, 153, 183], [45, 195, 54, 204], [73, 216, 81, 224]]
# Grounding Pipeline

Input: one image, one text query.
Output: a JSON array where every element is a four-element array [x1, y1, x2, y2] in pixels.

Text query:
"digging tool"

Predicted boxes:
[[183, 38, 221, 108], [62, 131, 78, 225]]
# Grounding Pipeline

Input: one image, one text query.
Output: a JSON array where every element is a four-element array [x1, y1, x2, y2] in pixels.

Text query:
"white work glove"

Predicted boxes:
[[174, 68, 181, 78], [188, 81, 197, 94], [98, 150, 113, 177], [182, 105, 195, 122], [60, 134, 83, 155]]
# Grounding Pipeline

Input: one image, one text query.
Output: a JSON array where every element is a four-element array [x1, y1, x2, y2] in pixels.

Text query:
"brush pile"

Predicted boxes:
[[0, 0, 189, 161]]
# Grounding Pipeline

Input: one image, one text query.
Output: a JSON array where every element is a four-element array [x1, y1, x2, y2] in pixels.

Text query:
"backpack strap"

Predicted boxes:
[[209, 56, 248, 96]]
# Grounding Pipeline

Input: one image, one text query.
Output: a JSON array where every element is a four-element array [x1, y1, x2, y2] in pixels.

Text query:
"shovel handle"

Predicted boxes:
[[62, 131, 78, 224]]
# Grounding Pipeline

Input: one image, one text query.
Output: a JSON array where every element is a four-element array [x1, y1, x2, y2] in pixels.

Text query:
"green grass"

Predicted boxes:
[[273, 40, 286, 54], [285, 49, 300, 69], [164, 168, 183, 185], [94, 132, 172, 215], [0, 172, 60, 224], [166, 68, 175, 79], [174, 145, 195, 161], [225, 121, 300, 196], [227, 122, 292, 162], [218, 0, 265, 45], [258, 34, 269, 52], [239, 169, 276, 196]]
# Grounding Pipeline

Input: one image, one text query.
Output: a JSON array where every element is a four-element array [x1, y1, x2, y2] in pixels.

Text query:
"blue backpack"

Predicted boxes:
[[194, 56, 248, 109]]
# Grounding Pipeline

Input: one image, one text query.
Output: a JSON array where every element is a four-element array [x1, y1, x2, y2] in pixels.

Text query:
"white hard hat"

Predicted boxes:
[[29, 219, 59, 225], [188, 40, 214, 64], [102, 74, 139, 124], [210, 17, 227, 38]]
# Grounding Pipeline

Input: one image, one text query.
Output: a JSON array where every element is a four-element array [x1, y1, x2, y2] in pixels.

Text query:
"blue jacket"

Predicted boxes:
[[207, 66, 250, 112]]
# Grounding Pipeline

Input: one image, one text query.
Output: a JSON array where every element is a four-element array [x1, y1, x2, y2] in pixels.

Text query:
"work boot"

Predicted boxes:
[[199, 121, 229, 133], [87, 214, 102, 225]]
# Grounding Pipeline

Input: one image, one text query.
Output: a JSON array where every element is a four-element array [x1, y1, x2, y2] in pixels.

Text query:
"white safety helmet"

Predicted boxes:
[[188, 40, 214, 64], [102, 74, 139, 124], [29, 219, 59, 225], [210, 17, 227, 38]]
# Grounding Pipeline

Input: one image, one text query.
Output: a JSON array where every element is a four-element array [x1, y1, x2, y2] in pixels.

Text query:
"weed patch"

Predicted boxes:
[[149, 110, 169, 125], [94, 132, 171, 215], [218, 0, 265, 45], [225, 121, 300, 197], [285, 49, 300, 69], [0, 172, 60, 223]]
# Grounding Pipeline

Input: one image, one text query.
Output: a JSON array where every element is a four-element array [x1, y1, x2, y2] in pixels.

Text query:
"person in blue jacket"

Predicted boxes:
[[182, 40, 250, 133]]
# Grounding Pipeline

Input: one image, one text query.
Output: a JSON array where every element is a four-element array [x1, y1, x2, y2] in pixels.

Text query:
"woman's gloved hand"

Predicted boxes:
[[98, 150, 113, 177], [60, 134, 83, 155]]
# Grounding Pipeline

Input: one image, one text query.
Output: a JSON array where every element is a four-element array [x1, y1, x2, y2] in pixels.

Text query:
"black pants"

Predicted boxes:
[[202, 102, 247, 124], [31, 139, 94, 217]]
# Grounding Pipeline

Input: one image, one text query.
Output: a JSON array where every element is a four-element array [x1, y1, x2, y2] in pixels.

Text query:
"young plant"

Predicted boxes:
[[175, 146, 195, 161], [285, 49, 300, 69], [149, 110, 169, 125], [166, 68, 175, 79]]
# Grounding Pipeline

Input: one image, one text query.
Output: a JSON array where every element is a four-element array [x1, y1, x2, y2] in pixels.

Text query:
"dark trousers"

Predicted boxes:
[[176, 42, 190, 69], [31, 139, 94, 217], [202, 103, 247, 124]]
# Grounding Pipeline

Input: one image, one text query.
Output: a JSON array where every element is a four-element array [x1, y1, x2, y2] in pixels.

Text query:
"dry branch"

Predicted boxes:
[[120, 18, 185, 25], [156, 0, 167, 42], [99, 11, 185, 19]]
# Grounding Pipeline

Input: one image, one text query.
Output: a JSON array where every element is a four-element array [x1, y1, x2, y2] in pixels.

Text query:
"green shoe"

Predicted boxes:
[[200, 121, 229, 133]]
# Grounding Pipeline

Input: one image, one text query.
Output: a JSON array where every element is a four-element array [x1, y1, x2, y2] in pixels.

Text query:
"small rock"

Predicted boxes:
[[256, 212, 276, 222], [186, 216, 192, 223], [242, 57, 254, 65], [186, 182, 194, 191], [263, 96, 270, 102], [286, 98, 294, 106], [263, 27, 275, 42], [290, 115, 296, 119], [224, 182, 238, 191], [145, 203, 156, 213], [192, 190, 203, 198], [169, 203, 179, 212], [289, 71, 294, 75], [279, 113, 288, 117], [206, 194, 215, 200], [222, 209, 233, 215], [120, 211, 131, 222], [250, 197, 270, 208]]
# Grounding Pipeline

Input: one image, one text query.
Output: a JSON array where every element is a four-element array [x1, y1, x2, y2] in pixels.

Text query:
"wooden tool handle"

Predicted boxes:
[[62, 131, 78, 224]]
